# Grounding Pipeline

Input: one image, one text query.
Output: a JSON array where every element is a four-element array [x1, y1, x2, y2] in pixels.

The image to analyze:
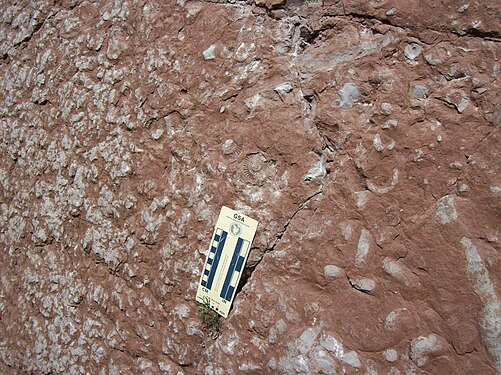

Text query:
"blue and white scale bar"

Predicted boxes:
[[220, 237, 250, 302], [201, 228, 227, 289]]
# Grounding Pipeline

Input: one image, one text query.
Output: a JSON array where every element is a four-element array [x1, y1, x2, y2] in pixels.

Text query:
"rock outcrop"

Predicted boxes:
[[0, 0, 500, 374]]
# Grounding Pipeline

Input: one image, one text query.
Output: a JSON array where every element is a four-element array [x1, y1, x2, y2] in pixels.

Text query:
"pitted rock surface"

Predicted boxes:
[[0, 1, 500, 374]]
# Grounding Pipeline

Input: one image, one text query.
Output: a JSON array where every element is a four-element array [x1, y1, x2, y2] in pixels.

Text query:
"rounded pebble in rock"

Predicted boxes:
[[151, 128, 164, 140], [404, 43, 422, 61], [457, 182, 469, 193], [410, 334, 445, 367], [380, 102, 393, 115], [221, 139, 238, 155], [490, 186, 501, 195], [351, 278, 376, 294], [309, 348, 337, 374], [384, 308, 409, 332], [386, 8, 396, 16], [324, 265, 343, 278], [382, 119, 398, 129], [435, 195, 457, 224], [446, 89, 469, 113], [410, 84, 429, 99], [384, 349, 398, 362], [336, 83, 359, 109], [238, 363, 261, 372], [424, 54, 444, 66], [373, 134, 384, 152], [203, 44, 216, 60], [274, 82, 293, 96], [341, 351, 361, 368], [275, 42, 290, 55]]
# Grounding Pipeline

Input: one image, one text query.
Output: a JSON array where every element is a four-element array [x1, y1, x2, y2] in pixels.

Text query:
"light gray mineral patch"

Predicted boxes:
[[424, 53, 444, 66], [244, 93, 262, 110], [150, 128, 164, 140], [461, 237, 501, 373], [336, 83, 359, 108], [446, 89, 469, 113], [221, 139, 239, 155], [380, 102, 393, 115], [350, 278, 376, 294], [384, 349, 398, 362], [297, 327, 319, 354], [238, 363, 261, 372], [274, 82, 293, 96], [355, 190, 370, 208], [411, 84, 429, 99], [203, 44, 216, 60], [387, 139, 396, 151], [404, 43, 422, 62], [386, 8, 396, 16], [320, 335, 344, 357], [410, 334, 445, 367], [490, 186, 501, 195], [366, 169, 399, 195], [435, 195, 457, 224], [309, 349, 336, 374], [279, 355, 310, 373], [473, 87, 487, 94], [324, 265, 343, 278], [355, 229, 371, 267], [173, 304, 189, 319], [457, 182, 469, 193], [373, 134, 384, 152], [382, 257, 420, 287], [268, 358, 277, 371], [341, 351, 361, 368], [382, 119, 398, 129], [342, 223, 353, 240], [384, 308, 409, 332], [304, 160, 326, 181]]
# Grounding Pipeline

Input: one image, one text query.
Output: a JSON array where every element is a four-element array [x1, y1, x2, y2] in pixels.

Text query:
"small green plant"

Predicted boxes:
[[197, 297, 220, 339]]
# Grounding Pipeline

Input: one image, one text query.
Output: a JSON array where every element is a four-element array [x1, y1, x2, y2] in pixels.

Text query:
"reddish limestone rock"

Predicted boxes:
[[0, 0, 500, 374]]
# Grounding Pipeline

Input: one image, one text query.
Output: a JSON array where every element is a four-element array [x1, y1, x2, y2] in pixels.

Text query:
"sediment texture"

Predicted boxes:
[[0, 0, 500, 374]]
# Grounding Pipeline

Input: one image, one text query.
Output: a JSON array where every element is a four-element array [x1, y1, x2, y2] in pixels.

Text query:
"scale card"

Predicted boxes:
[[196, 206, 258, 318]]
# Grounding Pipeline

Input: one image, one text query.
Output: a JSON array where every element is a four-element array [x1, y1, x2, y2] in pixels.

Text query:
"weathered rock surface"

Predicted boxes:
[[0, 0, 500, 374]]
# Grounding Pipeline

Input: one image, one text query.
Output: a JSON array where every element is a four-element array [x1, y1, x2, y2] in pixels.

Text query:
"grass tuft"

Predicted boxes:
[[197, 297, 220, 339]]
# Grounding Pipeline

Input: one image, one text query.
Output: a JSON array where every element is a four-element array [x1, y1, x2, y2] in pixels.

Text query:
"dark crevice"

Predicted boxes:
[[459, 27, 501, 40], [417, 266, 428, 274], [314, 121, 351, 152], [266, 189, 322, 252], [473, 126, 499, 154], [222, 92, 240, 102], [299, 25, 322, 46], [199, 0, 501, 42], [396, 249, 408, 262], [346, 12, 395, 28], [252, 0, 287, 16], [235, 189, 323, 293], [235, 259, 257, 295], [346, 275, 373, 295], [351, 158, 368, 179], [316, 10, 501, 43]]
